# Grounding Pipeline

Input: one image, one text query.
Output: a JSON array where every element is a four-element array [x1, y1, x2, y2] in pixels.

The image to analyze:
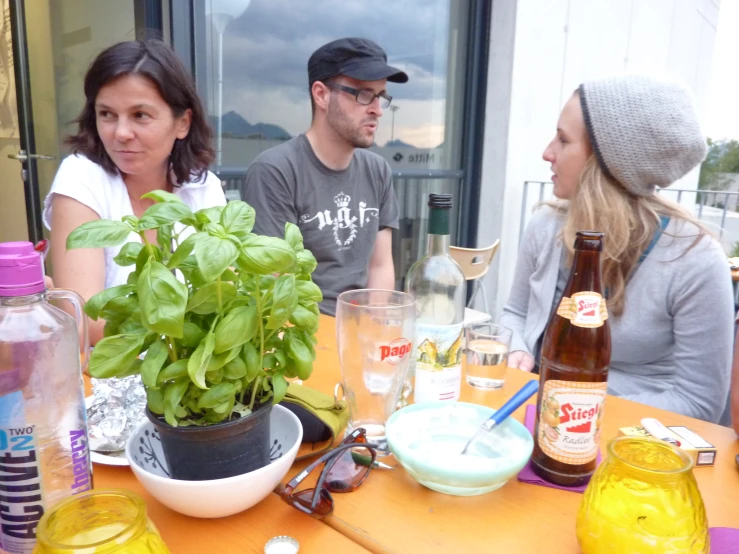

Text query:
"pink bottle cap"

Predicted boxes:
[[0, 242, 46, 297]]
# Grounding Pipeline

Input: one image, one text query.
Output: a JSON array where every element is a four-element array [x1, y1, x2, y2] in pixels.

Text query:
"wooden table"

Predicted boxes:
[[297, 315, 739, 553], [93, 463, 371, 553], [91, 315, 739, 553]]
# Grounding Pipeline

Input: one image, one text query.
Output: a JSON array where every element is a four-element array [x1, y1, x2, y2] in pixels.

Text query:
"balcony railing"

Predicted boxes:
[[520, 181, 739, 253], [214, 167, 465, 290]]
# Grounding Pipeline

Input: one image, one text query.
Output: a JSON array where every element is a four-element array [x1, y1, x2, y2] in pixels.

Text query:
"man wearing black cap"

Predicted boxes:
[[244, 38, 408, 316]]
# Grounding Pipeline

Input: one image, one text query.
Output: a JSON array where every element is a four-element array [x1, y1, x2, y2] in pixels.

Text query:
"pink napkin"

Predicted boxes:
[[517, 404, 601, 493], [710, 527, 739, 553]]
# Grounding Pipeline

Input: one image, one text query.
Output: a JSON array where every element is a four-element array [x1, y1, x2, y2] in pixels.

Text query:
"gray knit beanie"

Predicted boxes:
[[578, 75, 707, 196]]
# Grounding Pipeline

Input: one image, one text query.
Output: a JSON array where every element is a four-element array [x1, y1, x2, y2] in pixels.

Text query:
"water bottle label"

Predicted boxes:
[[0, 424, 45, 554], [413, 323, 463, 402]]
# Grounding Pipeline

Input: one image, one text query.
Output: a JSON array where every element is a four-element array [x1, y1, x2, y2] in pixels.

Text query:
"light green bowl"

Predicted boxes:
[[386, 401, 534, 496]]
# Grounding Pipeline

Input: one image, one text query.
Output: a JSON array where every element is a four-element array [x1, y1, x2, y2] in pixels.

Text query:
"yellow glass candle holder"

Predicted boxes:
[[33, 489, 170, 554], [577, 436, 708, 554]]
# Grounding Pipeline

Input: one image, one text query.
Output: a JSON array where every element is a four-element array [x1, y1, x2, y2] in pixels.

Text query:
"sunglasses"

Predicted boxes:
[[280, 428, 379, 518]]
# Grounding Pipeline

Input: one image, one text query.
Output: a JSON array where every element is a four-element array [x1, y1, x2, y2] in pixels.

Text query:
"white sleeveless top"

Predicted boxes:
[[43, 154, 227, 290]]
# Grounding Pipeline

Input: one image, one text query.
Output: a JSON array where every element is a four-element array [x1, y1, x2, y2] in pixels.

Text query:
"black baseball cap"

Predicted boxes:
[[308, 38, 408, 86]]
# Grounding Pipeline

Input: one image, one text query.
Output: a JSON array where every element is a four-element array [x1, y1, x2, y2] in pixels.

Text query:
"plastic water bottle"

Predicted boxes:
[[0, 242, 91, 554]]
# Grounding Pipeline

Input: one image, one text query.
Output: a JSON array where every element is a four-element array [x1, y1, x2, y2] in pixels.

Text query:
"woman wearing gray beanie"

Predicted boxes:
[[501, 74, 734, 423]]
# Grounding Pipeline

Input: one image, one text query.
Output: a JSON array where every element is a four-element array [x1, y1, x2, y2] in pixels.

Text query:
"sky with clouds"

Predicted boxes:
[[206, 0, 739, 149], [205, 0, 462, 148]]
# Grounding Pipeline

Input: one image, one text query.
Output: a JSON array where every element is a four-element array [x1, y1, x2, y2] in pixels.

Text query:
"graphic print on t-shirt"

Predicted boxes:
[[300, 192, 379, 251]]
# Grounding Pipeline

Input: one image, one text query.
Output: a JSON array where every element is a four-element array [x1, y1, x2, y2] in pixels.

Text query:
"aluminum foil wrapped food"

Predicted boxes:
[[87, 375, 148, 452]]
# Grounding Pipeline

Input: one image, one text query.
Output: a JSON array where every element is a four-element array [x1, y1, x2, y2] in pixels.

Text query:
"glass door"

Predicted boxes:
[[3, 0, 156, 253]]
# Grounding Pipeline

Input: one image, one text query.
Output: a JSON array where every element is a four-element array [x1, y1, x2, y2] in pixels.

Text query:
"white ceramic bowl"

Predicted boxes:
[[125, 404, 302, 518], [386, 401, 534, 496]]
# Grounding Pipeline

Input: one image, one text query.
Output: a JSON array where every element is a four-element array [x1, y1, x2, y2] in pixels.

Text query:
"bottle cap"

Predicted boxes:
[[264, 536, 300, 554], [0, 242, 46, 297], [428, 193, 452, 209]]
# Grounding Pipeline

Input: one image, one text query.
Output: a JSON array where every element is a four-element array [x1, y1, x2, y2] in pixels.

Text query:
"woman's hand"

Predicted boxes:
[[508, 350, 536, 372], [44, 275, 54, 289]]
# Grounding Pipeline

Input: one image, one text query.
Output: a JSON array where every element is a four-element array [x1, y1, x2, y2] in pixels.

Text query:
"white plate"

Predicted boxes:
[[85, 397, 130, 467]]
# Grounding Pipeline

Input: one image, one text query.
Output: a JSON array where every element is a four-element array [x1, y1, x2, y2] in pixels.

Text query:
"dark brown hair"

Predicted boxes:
[[66, 40, 214, 185]]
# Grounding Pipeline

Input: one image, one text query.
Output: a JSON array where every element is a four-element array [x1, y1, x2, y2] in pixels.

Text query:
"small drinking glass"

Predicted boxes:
[[464, 323, 512, 389]]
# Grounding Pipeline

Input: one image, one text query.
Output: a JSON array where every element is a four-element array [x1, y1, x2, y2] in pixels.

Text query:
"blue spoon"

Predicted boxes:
[[460, 380, 540, 455]]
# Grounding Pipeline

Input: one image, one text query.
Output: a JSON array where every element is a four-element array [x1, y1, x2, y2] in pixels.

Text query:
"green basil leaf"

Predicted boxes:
[[288, 336, 314, 380], [284, 223, 304, 252], [118, 358, 144, 378], [139, 202, 195, 231], [296, 250, 318, 275], [84, 285, 136, 320], [146, 388, 165, 415], [205, 368, 224, 384], [288, 304, 319, 333], [180, 321, 206, 348], [203, 223, 227, 238], [242, 342, 261, 383], [164, 378, 190, 426], [262, 353, 277, 369], [141, 340, 169, 388], [137, 261, 188, 338], [119, 318, 148, 336], [220, 201, 255, 242], [236, 236, 296, 274], [296, 280, 323, 305], [188, 331, 215, 389], [206, 345, 240, 372], [122, 215, 139, 231], [113, 243, 143, 266], [271, 374, 288, 404], [195, 206, 223, 225], [157, 358, 189, 384], [211, 399, 232, 414], [197, 383, 236, 409], [214, 305, 258, 354], [141, 190, 186, 204], [167, 233, 203, 270], [126, 272, 138, 286], [186, 282, 237, 314], [267, 274, 298, 330], [66, 220, 133, 250], [89, 334, 146, 378], [195, 235, 239, 282], [135, 244, 163, 274], [99, 295, 139, 321], [157, 223, 174, 254], [223, 356, 247, 379]]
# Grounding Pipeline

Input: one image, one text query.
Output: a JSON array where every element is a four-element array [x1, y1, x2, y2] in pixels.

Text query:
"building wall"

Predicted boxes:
[[478, 0, 722, 319]]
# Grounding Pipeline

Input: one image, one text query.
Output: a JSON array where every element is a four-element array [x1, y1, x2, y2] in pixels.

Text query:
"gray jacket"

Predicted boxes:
[[500, 206, 733, 423]]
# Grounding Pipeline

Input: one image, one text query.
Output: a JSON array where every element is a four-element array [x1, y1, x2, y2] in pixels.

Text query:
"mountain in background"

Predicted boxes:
[[211, 111, 292, 140], [384, 139, 414, 148]]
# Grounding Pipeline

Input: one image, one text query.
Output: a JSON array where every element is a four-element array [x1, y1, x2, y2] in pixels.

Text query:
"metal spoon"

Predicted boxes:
[[460, 380, 540, 455]]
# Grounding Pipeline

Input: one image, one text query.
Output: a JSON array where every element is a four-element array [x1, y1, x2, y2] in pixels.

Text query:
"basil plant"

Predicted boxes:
[[67, 192, 322, 427]]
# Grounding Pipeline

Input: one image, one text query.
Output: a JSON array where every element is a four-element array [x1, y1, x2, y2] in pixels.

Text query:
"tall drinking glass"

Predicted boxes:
[[336, 290, 415, 454], [465, 323, 512, 389]]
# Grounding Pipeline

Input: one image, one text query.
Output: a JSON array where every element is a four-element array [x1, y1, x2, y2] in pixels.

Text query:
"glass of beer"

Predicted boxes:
[[464, 323, 512, 389]]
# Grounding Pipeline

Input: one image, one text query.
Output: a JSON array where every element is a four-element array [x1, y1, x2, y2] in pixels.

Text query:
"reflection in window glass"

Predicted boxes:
[[200, 0, 469, 171]]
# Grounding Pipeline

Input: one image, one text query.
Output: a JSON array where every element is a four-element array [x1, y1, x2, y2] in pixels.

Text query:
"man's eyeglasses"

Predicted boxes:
[[279, 428, 378, 519], [325, 83, 393, 109]]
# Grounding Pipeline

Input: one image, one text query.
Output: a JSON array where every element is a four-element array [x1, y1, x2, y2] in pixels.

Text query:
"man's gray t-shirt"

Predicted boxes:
[[244, 134, 399, 315]]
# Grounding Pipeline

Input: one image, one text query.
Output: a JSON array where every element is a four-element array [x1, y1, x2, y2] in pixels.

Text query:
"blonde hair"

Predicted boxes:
[[547, 156, 708, 316]]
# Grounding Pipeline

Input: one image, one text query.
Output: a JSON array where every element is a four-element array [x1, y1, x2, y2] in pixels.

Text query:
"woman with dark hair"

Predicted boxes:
[[43, 40, 225, 344]]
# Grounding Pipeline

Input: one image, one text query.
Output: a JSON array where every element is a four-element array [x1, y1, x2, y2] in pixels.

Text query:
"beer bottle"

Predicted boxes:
[[530, 231, 611, 487]]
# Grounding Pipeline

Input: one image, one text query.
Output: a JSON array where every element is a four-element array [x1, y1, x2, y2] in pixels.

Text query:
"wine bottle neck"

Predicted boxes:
[[427, 207, 451, 255]]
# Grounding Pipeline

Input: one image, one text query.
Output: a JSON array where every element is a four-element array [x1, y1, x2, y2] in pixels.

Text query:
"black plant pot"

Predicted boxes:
[[146, 401, 273, 481]]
